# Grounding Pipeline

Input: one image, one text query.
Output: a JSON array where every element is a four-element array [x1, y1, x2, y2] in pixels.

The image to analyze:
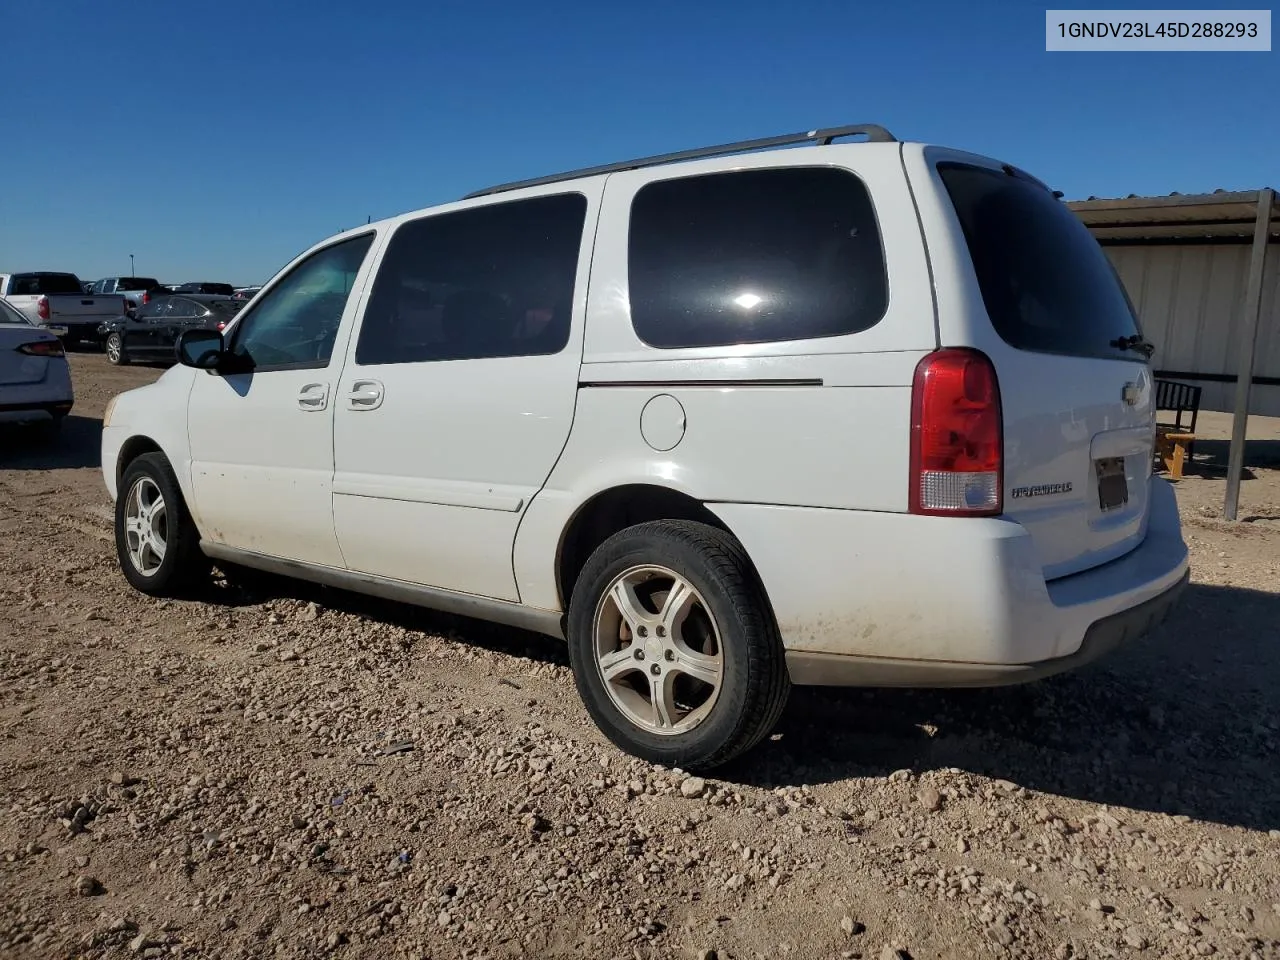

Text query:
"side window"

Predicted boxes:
[[228, 233, 374, 371], [355, 193, 587, 366], [627, 167, 888, 349], [144, 300, 173, 321], [170, 297, 200, 319], [135, 300, 161, 320]]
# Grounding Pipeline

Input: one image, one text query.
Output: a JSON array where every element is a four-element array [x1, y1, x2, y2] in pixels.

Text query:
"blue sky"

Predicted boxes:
[[2, 0, 1274, 285]]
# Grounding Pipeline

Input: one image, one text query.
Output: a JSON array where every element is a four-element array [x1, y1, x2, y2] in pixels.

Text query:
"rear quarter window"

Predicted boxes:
[[938, 162, 1142, 362], [627, 167, 888, 349]]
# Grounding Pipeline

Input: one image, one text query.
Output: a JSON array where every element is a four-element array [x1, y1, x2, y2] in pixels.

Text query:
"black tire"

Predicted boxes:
[[115, 451, 210, 597], [567, 520, 789, 770], [105, 332, 129, 365]]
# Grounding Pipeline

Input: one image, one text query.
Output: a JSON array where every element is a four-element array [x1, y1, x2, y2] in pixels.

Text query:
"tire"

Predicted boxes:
[[115, 452, 210, 597], [567, 520, 789, 770], [105, 332, 129, 365]]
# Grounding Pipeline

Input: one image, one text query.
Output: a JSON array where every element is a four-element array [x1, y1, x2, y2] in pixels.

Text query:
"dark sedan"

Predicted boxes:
[[99, 295, 243, 365], [173, 282, 236, 297]]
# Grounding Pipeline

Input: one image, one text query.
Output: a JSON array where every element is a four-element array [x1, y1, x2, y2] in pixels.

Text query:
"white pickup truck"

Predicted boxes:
[[0, 271, 127, 346]]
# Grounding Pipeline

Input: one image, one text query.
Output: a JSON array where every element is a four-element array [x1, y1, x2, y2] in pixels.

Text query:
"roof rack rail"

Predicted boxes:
[[462, 123, 897, 200]]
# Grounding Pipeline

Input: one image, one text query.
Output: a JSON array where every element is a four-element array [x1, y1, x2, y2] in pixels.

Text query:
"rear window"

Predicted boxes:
[[628, 167, 888, 349], [117, 277, 159, 291], [938, 162, 1142, 361], [202, 283, 235, 296], [10, 273, 84, 296]]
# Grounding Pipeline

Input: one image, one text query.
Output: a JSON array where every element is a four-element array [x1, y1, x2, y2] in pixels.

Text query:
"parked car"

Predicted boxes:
[[89, 277, 165, 315], [100, 123, 1189, 770], [232, 286, 262, 301], [0, 271, 126, 346], [0, 296, 73, 435], [99, 295, 244, 366], [172, 282, 236, 297]]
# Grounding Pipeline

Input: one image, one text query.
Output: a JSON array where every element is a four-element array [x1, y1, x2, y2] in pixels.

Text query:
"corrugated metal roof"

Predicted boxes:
[[1068, 189, 1279, 241]]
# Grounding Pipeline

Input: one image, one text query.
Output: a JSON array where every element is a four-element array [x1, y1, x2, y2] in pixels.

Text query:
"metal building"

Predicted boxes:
[[1069, 189, 1278, 519]]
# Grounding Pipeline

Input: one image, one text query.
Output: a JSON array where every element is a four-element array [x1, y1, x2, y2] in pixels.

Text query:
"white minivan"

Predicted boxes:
[[102, 124, 1189, 769]]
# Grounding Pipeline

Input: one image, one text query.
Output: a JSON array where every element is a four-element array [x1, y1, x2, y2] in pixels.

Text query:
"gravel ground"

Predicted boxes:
[[1, 353, 1278, 960]]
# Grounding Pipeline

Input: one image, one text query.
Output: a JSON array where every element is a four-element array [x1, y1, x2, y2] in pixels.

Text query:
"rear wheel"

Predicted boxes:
[[567, 520, 789, 770], [105, 332, 129, 365], [115, 452, 210, 596]]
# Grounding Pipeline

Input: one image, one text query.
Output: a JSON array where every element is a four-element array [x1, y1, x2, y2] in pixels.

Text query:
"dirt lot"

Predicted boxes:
[[2, 353, 1279, 960]]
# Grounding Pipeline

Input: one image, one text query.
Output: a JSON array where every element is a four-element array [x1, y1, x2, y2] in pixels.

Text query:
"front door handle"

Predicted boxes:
[[347, 379, 384, 411], [297, 382, 329, 411]]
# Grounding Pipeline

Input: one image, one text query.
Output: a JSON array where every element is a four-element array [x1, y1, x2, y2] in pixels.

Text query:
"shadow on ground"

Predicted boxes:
[[723, 581, 1280, 833], [1190, 436, 1280, 470], [0, 415, 102, 470], [204, 571, 569, 666], [1175, 435, 1280, 481], [210, 571, 1280, 832]]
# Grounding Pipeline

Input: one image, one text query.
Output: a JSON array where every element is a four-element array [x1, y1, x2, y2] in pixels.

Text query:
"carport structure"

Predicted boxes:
[[1068, 188, 1279, 520]]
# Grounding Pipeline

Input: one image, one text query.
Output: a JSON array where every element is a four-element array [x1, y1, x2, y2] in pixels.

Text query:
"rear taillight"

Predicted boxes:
[[142, 291, 150, 304], [17, 339, 65, 357], [216, 321, 226, 331], [37, 296, 50, 321], [909, 348, 1002, 516]]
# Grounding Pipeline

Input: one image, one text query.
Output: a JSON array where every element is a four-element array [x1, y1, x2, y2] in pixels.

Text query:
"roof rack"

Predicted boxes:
[[462, 123, 897, 200]]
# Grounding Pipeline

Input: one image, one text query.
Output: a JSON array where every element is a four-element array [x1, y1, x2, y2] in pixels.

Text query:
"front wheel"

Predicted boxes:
[[105, 332, 129, 365], [115, 452, 210, 596], [567, 520, 789, 770]]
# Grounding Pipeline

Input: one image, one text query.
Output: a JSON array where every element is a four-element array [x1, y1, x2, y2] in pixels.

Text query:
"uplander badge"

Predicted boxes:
[[1011, 482, 1073, 499]]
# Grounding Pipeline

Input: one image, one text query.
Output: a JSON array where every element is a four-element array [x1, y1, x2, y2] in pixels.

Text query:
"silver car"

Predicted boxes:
[[0, 297, 74, 434]]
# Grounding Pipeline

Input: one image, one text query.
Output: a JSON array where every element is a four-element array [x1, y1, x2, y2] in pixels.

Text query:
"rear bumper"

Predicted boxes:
[[785, 568, 1188, 686], [58, 320, 112, 340], [710, 475, 1190, 687], [0, 398, 74, 423]]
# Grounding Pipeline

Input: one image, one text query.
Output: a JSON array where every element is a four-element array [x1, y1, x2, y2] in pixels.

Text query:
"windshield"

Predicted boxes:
[[938, 162, 1143, 362]]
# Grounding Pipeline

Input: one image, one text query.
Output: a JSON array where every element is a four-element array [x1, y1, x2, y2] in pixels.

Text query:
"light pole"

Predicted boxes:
[[129, 254, 135, 277]]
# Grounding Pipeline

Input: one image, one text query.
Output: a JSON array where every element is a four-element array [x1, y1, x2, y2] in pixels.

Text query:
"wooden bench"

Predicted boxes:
[[1155, 427, 1196, 480], [1153, 378, 1201, 478]]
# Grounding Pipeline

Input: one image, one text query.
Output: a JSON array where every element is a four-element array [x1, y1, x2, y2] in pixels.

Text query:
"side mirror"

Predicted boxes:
[[177, 328, 225, 370]]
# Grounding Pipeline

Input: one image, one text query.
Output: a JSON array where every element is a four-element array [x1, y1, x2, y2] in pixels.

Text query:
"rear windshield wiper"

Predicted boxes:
[[1109, 334, 1155, 358]]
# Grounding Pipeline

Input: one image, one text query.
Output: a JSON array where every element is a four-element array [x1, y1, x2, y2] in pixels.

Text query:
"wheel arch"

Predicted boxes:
[[116, 435, 164, 489], [554, 484, 776, 622]]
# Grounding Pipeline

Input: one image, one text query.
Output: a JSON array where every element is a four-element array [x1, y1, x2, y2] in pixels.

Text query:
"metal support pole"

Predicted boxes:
[[1224, 187, 1275, 520]]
